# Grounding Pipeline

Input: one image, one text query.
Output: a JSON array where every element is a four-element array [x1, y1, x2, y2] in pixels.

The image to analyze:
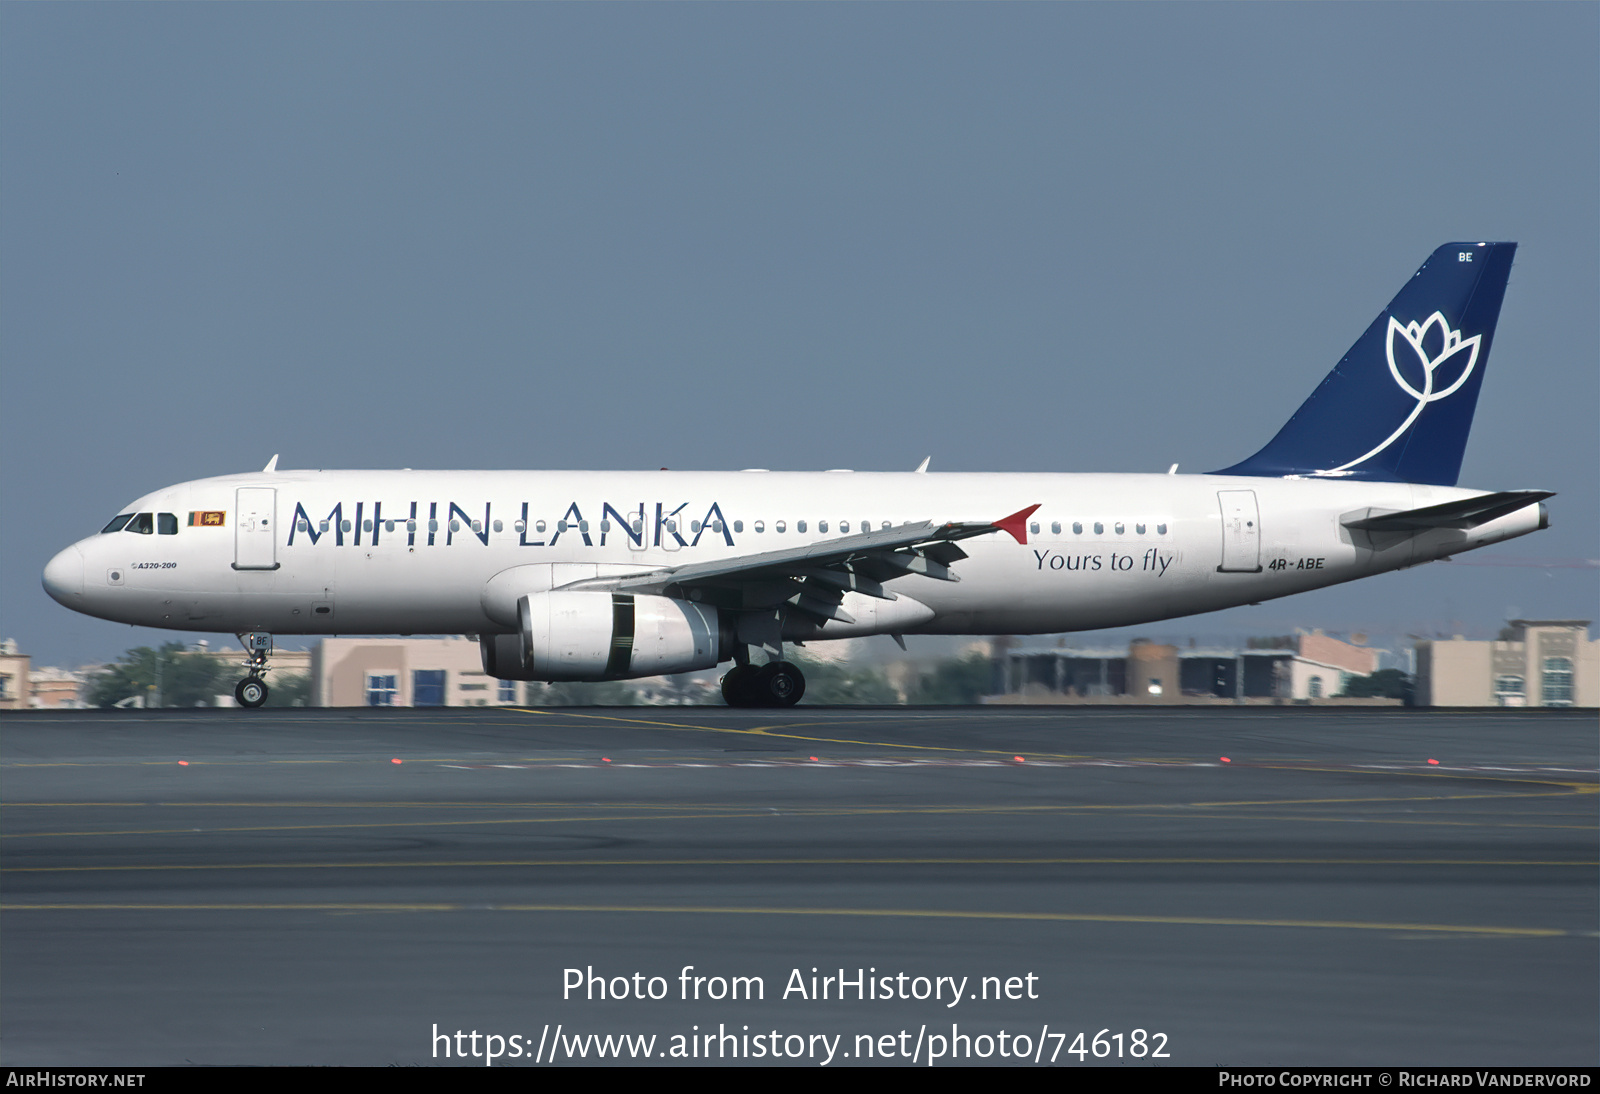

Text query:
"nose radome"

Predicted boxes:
[[42, 544, 84, 605]]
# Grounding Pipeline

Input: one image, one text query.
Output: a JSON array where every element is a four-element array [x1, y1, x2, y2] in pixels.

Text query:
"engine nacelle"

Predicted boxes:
[[482, 591, 722, 681]]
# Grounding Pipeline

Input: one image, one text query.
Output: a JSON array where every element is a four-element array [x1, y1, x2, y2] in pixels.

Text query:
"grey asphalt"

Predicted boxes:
[[2, 706, 1594, 1067]]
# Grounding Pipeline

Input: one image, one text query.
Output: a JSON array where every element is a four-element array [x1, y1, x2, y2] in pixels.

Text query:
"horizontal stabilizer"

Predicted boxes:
[[1342, 490, 1553, 532]]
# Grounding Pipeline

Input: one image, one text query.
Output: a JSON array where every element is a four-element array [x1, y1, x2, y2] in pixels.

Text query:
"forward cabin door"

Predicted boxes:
[[234, 488, 279, 570], [1217, 489, 1261, 572]]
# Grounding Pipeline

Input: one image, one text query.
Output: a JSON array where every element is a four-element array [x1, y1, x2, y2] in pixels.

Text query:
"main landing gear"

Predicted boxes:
[[721, 660, 806, 708], [234, 632, 273, 709]]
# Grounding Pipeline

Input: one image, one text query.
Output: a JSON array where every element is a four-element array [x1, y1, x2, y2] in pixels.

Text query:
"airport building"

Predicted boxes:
[[311, 636, 521, 707], [0, 639, 29, 710], [993, 631, 1386, 704], [1414, 620, 1596, 707]]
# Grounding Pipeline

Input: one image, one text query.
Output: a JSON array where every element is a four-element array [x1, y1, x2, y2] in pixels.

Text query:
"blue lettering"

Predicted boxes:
[[550, 502, 592, 547], [602, 503, 644, 548], [448, 502, 491, 546], [287, 502, 344, 546], [690, 502, 734, 547], [655, 502, 688, 548], [519, 502, 544, 547]]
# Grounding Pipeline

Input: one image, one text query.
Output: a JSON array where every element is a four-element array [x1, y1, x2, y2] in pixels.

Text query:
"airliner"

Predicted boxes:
[[42, 242, 1550, 707]]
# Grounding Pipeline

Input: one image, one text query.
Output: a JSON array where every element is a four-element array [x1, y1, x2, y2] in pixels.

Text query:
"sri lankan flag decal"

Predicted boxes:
[[189, 511, 226, 527]]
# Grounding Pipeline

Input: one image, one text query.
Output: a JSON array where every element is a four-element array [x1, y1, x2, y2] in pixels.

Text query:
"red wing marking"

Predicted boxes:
[[993, 504, 1041, 545]]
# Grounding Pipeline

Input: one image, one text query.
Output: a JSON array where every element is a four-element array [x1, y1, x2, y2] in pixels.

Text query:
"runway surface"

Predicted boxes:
[[3, 706, 1595, 1066]]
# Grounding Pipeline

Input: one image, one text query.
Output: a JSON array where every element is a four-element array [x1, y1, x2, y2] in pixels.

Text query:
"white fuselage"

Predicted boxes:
[[44, 469, 1544, 643]]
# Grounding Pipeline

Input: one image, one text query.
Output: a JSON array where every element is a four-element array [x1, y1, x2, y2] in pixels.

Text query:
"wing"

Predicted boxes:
[[563, 505, 1039, 626]]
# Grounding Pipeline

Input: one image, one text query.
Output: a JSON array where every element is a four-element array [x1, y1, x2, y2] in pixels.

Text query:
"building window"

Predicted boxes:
[[1494, 675, 1525, 707], [366, 674, 398, 706], [413, 670, 447, 707], [1308, 675, 1323, 699], [1541, 658, 1574, 706], [498, 680, 518, 703]]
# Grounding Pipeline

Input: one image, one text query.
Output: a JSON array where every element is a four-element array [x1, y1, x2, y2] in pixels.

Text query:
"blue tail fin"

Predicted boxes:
[[1212, 242, 1516, 487]]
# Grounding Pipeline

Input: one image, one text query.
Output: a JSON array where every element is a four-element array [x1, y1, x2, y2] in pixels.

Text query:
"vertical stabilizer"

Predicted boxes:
[[1212, 242, 1515, 486]]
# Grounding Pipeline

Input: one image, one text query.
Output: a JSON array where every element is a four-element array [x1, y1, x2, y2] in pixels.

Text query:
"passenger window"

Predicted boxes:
[[127, 513, 154, 534], [797, 520, 807, 533], [1072, 522, 1083, 535], [407, 520, 418, 533], [691, 520, 701, 533], [297, 520, 309, 533], [363, 519, 373, 534], [1136, 523, 1146, 535], [492, 520, 502, 533], [157, 513, 178, 535], [1093, 522, 1104, 535], [515, 521, 527, 534], [102, 514, 133, 534], [819, 520, 829, 533], [600, 520, 611, 533], [755, 521, 765, 533], [839, 521, 849, 533], [733, 520, 743, 533], [342, 520, 354, 533], [388, 520, 398, 534], [1114, 522, 1124, 535], [712, 520, 724, 533], [775, 521, 786, 533], [535, 521, 546, 534], [1051, 522, 1061, 535], [320, 521, 330, 533], [1157, 523, 1168, 535], [1029, 522, 1040, 535]]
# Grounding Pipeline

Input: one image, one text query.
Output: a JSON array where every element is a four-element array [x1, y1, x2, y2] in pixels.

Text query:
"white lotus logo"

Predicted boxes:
[[1320, 311, 1481, 475]]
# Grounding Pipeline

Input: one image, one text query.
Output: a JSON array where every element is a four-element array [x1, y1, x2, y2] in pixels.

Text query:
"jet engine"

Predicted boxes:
[[479, 591, 722, 681]]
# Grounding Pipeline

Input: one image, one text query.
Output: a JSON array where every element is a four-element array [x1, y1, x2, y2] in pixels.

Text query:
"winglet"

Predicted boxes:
[[262, 454, 279, 473], [993, 504, 1041, 545]]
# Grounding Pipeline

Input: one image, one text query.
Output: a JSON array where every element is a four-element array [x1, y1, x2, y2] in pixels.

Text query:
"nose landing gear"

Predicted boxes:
[[234, 632, 274, 709]]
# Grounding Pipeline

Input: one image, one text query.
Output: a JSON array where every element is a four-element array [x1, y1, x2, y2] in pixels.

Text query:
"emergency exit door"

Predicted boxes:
[[234, 488, 280, 571]]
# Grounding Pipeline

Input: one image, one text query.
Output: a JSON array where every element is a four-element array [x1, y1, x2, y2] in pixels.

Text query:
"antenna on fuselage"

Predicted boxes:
[[262, 454, 279, 473], [914, 456, 931, 473]]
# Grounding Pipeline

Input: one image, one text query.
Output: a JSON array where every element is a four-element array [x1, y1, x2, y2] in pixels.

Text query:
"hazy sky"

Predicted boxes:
[[3, 4, 1595, 667]]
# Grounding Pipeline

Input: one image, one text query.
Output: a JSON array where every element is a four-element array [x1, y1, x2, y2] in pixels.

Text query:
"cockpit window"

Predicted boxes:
[[102, 514, 134, 534], [126, 513, 154, 534], [157, 513, 178, 535]]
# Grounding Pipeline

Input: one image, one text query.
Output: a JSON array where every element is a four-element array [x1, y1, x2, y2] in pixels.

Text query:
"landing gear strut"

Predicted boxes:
[[234, 632, 273, 709], [720, 658, 805, 708]]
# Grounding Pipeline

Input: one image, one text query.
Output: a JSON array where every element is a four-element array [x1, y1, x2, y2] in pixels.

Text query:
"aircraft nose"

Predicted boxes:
[[42, 544, 85, 605]]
